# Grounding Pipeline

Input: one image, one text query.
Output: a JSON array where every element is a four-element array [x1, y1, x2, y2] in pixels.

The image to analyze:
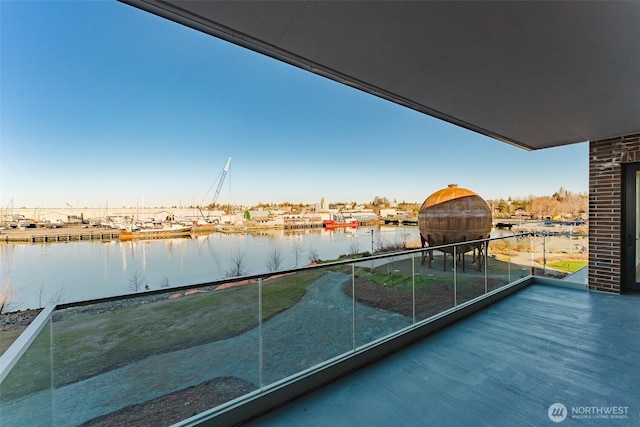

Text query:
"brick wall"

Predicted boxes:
[[588, 133, 640, 293]]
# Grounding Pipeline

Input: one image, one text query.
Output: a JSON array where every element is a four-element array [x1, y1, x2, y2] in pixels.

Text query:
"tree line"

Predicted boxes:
[[370, 187, 588, 220]]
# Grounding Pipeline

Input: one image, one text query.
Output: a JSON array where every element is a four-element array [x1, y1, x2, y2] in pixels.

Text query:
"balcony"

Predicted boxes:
[[2, 232, 637, 426], [248, 278, 639, 426]]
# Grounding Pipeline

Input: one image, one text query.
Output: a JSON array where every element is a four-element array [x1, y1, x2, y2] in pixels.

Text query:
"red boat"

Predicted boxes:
[[323, 214, 359, 228]]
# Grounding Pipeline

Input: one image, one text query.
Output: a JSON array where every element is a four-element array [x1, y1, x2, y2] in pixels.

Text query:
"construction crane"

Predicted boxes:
[[211, 157, 231, 208], [199, 157, 231, 223]]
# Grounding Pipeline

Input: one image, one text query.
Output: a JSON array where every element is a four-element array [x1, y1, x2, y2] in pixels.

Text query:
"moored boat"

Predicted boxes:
[[119, 224, 193, 241], [323, 214, 359, 229]]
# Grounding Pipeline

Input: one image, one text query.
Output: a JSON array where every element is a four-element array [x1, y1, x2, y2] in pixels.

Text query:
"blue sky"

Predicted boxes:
[[1, 1, 588, 209]]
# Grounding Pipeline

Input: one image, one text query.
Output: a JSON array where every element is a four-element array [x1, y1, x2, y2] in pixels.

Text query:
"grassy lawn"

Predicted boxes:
[[545, 259, 588, 273], [0, 328, 24, 355], [1, 322, 53, 401], [1, 269, 324, 401]]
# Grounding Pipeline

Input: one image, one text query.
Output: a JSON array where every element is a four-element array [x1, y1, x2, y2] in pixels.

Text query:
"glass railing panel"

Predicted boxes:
[[261, 265, 353, 385], [486, 237, 514, 291], [535, 232, 589, 280], [530, 232, 588, 280], [509, 233, 534, 279], [0, 320, 53, 426], [453, 242, 486, 305], [49, 281, 260, 426], [564, 233, 589, 284], [414, 245, 456, 321], [352, 254, 414, 348]]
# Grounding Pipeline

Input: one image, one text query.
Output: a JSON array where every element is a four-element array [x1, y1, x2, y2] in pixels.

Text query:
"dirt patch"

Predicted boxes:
[[79, 376, 256, 427], [346, 276, 505, 320]]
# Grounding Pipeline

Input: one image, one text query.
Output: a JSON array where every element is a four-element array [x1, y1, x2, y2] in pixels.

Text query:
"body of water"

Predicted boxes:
[[1, 226, 424, 311]]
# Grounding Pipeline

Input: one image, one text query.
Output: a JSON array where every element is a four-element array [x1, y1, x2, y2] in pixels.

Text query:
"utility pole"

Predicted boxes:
[[371, 229, 374, 255]]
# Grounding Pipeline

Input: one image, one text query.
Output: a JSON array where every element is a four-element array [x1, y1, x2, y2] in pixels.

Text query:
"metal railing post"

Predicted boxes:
[[453, 246, 457, 307], [542, 232, 547, 273], [258, 277, 264, 390], [352, 263, 356, 352], [484, 240, 488, 294], [412, 254, 416, 324]]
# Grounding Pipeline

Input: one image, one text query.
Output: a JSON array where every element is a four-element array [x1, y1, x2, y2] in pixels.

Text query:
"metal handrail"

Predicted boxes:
[[0, 304, 55, 383]]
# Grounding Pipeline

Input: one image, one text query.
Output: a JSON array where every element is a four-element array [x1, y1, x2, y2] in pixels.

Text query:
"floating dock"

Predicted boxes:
[[1, 228, 120, 243]]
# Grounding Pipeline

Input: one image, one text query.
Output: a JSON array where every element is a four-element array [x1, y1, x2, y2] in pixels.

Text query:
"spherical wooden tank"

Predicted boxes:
[[418, 184, 492, 250]]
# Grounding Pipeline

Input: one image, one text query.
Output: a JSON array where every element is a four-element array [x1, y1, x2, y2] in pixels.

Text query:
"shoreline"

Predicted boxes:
[[0, 220, 381, 244]]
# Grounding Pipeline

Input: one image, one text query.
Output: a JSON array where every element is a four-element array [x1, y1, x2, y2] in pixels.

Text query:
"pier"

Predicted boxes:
[[494, 222, 515, 230], [380, 217, 418, 225], [1, 228, 120, 243], [284, 222, 324, 230]]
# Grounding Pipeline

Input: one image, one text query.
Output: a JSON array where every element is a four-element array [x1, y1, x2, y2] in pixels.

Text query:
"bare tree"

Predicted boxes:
[[0, 285, 10, 314], [307, 244, 320, 264], [0, 271, 23, 314], [36, 282, 67, 307], [0, 282, 17, 314], [160, 275, 170, 288], [128, 270, 148, 292], [398, 229, 410, 249], [38, 282, 45, 308], [348, 239, 360, 256], [48, 285, 67, 305], [225, 250, 250, 278], [291, 241, 304, 268], [266, 245, 284, 272]]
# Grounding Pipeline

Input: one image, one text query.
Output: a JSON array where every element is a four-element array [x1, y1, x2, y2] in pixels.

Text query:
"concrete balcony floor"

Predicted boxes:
[[247, 282, 640, 426]]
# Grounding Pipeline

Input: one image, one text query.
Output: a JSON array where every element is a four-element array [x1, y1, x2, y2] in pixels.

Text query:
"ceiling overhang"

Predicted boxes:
[[120, 1, 640, 150]]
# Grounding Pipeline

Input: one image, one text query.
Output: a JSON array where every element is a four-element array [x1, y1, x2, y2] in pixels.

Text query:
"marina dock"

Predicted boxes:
[[1, 227, 120, 243], [379, 217, 418, 225], [0, 217, 391, 244]]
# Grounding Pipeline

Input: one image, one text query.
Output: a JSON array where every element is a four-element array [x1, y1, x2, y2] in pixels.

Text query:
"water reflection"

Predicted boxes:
[[2, 226, 429, 311]]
